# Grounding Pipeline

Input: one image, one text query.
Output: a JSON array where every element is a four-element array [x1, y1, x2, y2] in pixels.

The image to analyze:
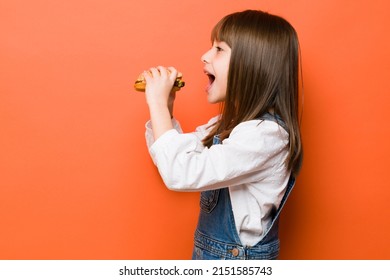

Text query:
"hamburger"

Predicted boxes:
[[134, 71, 185, 92]]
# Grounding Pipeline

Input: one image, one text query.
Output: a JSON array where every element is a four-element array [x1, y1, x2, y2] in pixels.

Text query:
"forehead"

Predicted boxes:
[[212, 40, 231, 50]]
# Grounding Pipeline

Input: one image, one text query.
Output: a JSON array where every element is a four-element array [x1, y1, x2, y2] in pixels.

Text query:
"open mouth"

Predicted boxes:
[[207, 74, 215, 85], [204, 71, 215, 88]]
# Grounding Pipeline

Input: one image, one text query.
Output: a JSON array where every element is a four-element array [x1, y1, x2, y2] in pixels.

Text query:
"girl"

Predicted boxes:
[[142, 10, 303, 260]]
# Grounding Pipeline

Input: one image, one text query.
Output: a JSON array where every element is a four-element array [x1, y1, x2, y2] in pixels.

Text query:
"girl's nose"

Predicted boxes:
[[201, 51, 210, 64]]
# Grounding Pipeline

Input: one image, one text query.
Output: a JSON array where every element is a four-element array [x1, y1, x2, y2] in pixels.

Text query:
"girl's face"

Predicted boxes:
[[201, 41, 231, 104]]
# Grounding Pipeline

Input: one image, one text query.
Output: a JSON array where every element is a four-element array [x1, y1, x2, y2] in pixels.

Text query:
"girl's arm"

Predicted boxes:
[[146, 115, 219, 151], [144, 66, 178, 140], [149, 119, 290, 192]]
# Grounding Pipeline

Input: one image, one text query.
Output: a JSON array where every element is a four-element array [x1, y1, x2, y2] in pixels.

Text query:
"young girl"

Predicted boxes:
[[142, 10, 303, 260]]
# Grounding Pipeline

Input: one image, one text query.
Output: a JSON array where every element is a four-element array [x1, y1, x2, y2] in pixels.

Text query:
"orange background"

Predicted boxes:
[[1, 0, 390, 259]]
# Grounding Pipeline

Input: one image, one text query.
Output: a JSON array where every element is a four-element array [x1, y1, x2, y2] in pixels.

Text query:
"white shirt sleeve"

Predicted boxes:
[[145, 118, 183, 149], [146, 117, 289, 192]]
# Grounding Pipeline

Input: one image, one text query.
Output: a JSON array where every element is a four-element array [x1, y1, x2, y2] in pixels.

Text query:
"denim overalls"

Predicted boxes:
[[192, 113, 295, 260]]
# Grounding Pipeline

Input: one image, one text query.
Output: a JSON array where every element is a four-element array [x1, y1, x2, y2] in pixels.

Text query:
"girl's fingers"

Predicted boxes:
[[146, 66, 178, 79], [144, 66, 178, 88], [143, 68, 154, 83], [167, 66, 178, 80], [149, 67, 160, 78], [157, 66, 169, 78]]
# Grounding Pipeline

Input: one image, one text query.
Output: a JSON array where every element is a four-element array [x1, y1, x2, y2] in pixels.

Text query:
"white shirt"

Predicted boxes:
[[145, 116, 290, 246]]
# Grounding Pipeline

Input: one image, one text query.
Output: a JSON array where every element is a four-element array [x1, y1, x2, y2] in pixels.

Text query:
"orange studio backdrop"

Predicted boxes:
[[1, 0, 390, 259]]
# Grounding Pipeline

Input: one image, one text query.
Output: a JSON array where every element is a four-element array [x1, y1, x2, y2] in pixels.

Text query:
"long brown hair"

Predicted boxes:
[[202, 10, 303, 175]]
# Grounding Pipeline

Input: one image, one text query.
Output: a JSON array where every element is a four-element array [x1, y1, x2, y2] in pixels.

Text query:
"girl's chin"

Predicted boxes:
[[206, 84, 226, 103], [207, 93, 225, 104]]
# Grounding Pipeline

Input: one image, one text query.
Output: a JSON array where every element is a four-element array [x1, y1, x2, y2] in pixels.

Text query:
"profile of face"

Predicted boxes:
[[201, 41, 231, 104]]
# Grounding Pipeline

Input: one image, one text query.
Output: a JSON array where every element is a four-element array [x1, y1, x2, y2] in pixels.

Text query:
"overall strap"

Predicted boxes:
[[258, 112, 288, 133], [254, 112, 295, 245], [257, 175, 295, 245]]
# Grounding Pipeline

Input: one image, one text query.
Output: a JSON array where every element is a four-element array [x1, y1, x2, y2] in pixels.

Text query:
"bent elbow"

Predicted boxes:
[[162, 176, 185, 191], [160, 171, 195, 192]]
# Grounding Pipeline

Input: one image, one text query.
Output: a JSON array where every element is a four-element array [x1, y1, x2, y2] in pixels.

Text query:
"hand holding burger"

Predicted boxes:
[[134, 69, 185, 92]]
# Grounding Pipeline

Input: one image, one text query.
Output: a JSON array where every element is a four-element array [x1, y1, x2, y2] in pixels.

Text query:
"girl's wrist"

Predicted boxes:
[[149, 105, 173, 140], [147, 99, 168, 110]]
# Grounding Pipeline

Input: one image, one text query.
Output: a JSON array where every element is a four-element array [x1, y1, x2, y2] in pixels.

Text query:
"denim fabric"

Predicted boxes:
[[192, 113, 295, 260]]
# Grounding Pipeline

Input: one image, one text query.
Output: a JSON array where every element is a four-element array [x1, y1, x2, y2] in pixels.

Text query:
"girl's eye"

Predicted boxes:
[[215, 46, 223, 52]]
